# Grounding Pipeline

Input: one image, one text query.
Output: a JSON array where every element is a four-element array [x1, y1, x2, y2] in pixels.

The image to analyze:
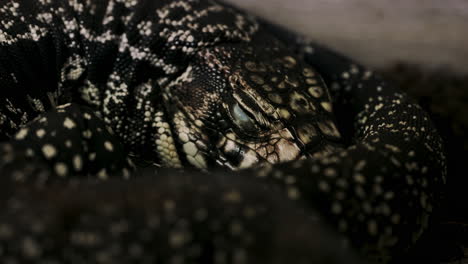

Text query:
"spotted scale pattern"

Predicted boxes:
[[0, 0, 446, 263], [0, 0, 260, 165], [0, 170, 362, 264], [249, 30, 447, 260], [0, 104, 133, 182]]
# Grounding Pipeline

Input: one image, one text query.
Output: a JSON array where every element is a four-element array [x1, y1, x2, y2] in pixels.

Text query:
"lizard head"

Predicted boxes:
[[163, 40, 342, 170]]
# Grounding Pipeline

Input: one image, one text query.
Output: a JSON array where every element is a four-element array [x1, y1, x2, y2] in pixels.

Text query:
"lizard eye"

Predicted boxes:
[[230, 103, 259, 134]]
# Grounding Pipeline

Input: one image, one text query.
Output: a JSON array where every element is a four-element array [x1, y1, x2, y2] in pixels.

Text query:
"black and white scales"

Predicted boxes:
[[0, 0, 446, 263]]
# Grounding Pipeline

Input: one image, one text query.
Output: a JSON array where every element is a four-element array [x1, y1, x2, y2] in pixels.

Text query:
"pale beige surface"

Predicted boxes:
[[225, 0, 468, 74]]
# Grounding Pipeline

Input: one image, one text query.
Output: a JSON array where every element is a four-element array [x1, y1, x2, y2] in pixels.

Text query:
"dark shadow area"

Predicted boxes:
[[383, 64, 468, 264]]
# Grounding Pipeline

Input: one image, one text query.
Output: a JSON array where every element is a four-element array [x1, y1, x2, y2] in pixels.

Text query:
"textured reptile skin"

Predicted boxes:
[[0, 0, 446, 263]]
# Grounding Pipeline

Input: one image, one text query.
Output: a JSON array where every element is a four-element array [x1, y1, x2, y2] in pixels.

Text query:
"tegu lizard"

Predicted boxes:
[[0, 0, 446, 263]]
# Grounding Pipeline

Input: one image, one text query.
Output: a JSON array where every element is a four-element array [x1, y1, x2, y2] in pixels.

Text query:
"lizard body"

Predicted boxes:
[[0, 0, 446, 262]]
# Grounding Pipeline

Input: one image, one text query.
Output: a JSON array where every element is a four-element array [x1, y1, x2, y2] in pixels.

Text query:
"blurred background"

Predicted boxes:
[[225, 1, 468, 263], [225, 0, 468, 74]]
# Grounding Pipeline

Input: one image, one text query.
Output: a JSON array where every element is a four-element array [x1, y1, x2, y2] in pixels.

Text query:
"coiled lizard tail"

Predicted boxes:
[[0, 168, 366, 264], [235, 22, 447, 260], [302, 42, 447, 260]]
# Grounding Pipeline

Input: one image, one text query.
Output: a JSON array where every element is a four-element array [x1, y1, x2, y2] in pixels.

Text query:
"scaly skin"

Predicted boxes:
[[0, 0, 445, 262]]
